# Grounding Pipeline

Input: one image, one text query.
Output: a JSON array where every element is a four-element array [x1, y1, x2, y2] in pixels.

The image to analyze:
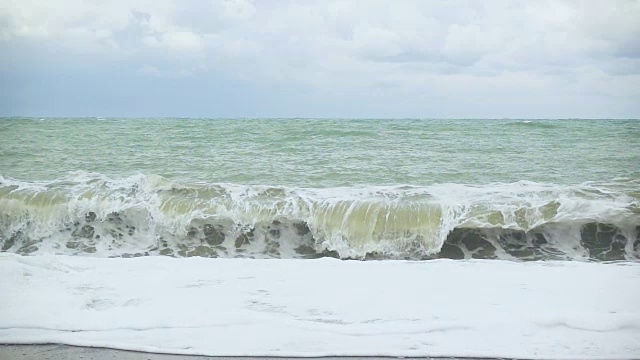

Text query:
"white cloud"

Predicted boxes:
[[215, 0, 256, 20], [1, 0, 639, 116], [159, 30, 204, 52]]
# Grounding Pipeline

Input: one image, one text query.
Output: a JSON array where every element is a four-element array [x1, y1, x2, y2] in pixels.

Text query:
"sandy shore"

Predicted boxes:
[[0, 345, 504, 360]]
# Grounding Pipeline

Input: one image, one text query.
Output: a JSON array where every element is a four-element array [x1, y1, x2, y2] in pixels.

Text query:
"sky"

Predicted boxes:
[[1, 0, 639, 118]]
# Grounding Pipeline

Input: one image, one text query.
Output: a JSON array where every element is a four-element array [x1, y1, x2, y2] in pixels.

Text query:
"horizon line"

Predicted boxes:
[[1, 116, 639, 120]]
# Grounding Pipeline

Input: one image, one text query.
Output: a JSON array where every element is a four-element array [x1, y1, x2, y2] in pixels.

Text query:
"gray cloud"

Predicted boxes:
[[1, 0, 639, 117]]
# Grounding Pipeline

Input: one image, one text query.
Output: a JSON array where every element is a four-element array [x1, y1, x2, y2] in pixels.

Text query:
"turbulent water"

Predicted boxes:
[[1, 118, 639, 261]]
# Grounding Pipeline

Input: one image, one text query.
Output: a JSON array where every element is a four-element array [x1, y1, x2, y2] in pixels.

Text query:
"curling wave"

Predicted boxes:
[[1, 172, 638, 261]]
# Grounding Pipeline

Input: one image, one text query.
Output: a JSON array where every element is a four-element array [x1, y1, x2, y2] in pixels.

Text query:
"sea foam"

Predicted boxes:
[[1, 254, 638, 358], [1, 173, 638, 260]]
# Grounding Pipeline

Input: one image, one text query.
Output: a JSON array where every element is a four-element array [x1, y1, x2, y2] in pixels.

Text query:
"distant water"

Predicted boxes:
[[1, 118, 639, 260]]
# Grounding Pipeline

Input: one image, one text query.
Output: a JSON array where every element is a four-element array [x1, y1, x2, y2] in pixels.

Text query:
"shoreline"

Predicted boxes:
[[0, 344, 497, 360]]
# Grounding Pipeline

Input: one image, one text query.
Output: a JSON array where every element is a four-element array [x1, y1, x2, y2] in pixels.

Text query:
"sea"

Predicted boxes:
[[1, 118, 640, 358], [1, 118, 638, 261]]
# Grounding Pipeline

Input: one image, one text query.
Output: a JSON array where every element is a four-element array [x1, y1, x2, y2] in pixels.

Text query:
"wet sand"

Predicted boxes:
[[0, 345, 499, 360]]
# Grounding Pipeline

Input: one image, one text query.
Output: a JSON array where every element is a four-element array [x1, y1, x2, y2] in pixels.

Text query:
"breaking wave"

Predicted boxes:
[[1, 172, 638, 261]]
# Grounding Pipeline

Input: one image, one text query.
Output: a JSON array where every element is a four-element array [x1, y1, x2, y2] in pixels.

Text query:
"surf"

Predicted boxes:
[[1, 172, 638, 261]]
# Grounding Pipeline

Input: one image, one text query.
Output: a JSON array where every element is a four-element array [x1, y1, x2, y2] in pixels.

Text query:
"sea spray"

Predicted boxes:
[[1, 173, 638, 260]]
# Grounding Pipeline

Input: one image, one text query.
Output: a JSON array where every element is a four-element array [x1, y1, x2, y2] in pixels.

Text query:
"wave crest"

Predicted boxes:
[[1, 173, 639, 260]]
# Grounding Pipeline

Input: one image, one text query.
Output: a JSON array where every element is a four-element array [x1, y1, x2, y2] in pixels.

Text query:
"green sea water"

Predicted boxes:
[[0, 118, 639, 260], [2, 118, 638, 186]]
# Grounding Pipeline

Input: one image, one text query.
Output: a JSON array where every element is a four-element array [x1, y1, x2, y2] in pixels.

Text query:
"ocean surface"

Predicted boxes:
[[1, 118, 639, 261], [2, 118, 640, 359]]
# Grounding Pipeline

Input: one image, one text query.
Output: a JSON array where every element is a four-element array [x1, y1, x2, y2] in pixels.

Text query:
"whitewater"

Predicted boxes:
[[2, 254, 640, 359], [1, 173, 638, 261], [1, 118, 639, 358]]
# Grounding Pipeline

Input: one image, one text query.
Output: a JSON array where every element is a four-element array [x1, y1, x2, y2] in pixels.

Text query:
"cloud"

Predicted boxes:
[[150, 30, 205, 52], [1, 0, 639, 117], [215, 0, 256, 20]]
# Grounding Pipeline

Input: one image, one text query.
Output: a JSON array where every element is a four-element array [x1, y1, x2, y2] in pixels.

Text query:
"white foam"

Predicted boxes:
[[1, 254, 639, 359], [1, 173, 639, 259]]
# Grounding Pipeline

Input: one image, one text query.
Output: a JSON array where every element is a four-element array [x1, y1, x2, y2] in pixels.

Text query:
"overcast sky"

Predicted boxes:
[[1, 0, 639, 118]]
